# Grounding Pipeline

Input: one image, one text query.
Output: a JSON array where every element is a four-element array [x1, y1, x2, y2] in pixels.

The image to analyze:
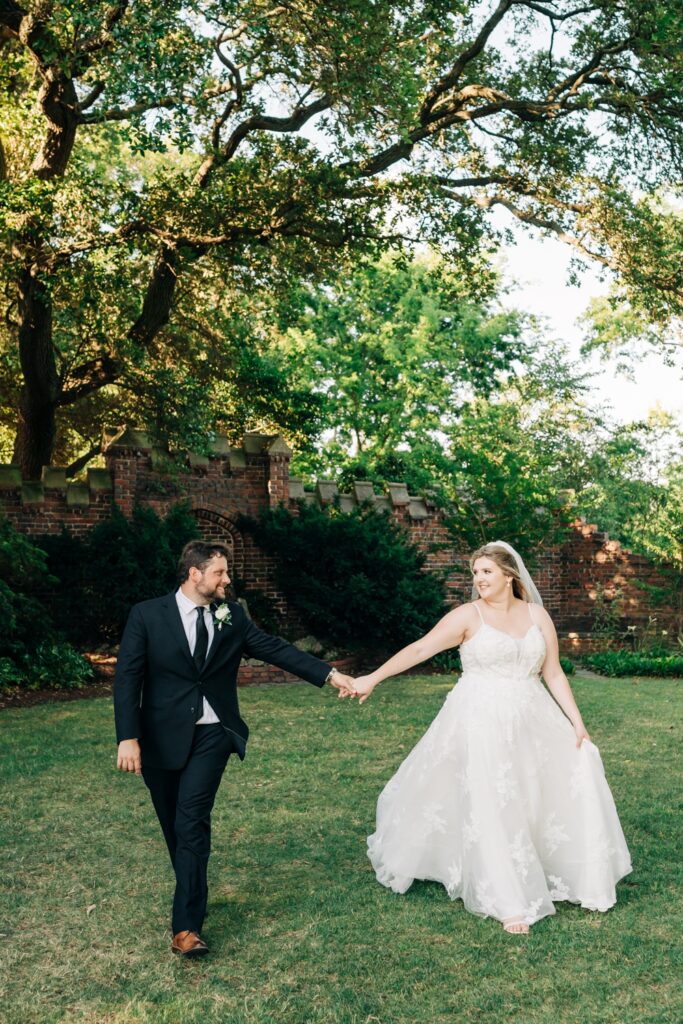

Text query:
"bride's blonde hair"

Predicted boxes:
[[469, 543, 529, 601]]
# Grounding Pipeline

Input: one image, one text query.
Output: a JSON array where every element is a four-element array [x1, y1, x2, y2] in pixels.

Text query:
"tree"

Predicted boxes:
[[571, 411, 683, 569], [1, 1, 682, 477], [275, 253, 593, 553], [276, 253, 683, 567], [277, 251, 530, 491]]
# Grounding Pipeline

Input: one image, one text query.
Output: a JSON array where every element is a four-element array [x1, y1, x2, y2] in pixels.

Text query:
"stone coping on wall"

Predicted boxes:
[[102, 425, 291, 463], [288, 477, 437, 520], [0, 465, 114, 505]]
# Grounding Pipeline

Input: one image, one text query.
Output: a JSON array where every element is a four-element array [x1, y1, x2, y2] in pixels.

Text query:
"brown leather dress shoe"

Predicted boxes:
[[171, 930, 209, 957]]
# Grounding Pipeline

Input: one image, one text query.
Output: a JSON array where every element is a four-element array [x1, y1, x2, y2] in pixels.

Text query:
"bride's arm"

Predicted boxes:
[[537, 609, 590, 746], [352, 604, 472, 704]]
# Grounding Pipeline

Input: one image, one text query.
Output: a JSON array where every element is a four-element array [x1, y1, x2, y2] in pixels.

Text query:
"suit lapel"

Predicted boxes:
[[162, 593, 196, 673]]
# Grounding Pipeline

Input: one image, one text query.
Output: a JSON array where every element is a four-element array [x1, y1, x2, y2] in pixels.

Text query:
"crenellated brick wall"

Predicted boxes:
[[0, 425, 679, 658]]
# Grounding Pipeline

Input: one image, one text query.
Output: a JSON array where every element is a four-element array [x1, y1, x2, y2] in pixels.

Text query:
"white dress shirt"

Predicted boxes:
[[175, 588, 220, 724]]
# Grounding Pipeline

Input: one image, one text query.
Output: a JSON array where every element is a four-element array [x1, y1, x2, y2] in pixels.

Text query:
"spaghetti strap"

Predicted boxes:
[[473, 602, 485, 623]]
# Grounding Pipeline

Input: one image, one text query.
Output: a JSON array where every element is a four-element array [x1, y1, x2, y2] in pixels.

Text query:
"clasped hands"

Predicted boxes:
[[328, 670, 376, 705]]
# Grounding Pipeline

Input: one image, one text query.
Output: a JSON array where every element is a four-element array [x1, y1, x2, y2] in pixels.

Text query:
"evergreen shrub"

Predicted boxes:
[[582, 650, 683, 678], [0, 516, 93, 690], [241, 502, 446, 656], [39, 503, 199, 645]]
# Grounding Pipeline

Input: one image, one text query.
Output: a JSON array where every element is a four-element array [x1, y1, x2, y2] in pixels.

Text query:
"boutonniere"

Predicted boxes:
[[213, 602, 232, 630]]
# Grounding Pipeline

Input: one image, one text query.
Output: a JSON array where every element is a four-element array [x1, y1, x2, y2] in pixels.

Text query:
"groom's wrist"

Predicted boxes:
[[324, 667, 338, 686]]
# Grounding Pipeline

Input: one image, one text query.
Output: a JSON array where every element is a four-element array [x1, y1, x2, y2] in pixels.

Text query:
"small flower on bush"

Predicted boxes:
[[213, 603, 232, 630]]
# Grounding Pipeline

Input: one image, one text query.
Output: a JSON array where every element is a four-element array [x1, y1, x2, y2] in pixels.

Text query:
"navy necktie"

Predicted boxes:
[[194, 606, 208, 670]]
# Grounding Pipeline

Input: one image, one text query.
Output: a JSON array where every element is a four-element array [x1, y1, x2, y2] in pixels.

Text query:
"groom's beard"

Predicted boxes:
[[196, 582, 227, 603]]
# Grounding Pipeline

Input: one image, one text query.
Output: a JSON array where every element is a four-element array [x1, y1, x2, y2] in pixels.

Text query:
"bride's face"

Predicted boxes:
[[472, 557, 509, 599]]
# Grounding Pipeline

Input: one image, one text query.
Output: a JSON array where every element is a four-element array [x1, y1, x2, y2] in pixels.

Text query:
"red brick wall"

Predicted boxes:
[[1, 428, 678, 659]]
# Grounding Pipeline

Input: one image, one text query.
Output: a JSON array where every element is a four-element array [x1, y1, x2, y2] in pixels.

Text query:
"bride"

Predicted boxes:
[[351, 541, 632, 934]]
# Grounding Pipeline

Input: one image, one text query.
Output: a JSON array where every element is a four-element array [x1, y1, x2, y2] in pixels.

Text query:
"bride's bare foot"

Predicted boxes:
[[503, 919, 530, 935]]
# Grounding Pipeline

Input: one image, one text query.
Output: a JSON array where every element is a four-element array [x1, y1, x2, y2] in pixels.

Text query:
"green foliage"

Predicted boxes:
[[3, 2, 683, 473], [582, 650, 683, 678], [0, 516, 93, 690], [23, 641, 94, 691], [560, 656, 576, 677], [589, 584, 625, 644], [283, 254, 600, 558], [571, 413, 683, 570], [38, 503, 200, 645], [279, 252, 526, 484], [0, 515, 54, 655], [241, 502, 446, 655], [280, 253, 682, 570]]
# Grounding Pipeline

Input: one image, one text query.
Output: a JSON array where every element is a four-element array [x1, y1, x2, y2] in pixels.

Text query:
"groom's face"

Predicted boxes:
[[192, 555, 231, 602]]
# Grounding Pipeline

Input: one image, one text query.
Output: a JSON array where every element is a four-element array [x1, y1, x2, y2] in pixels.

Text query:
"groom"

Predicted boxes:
[[115, 539, 355, 957]]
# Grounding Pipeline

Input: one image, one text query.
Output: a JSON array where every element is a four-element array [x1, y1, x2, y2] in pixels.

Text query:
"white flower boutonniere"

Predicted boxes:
[[213, 603, 232, 630]]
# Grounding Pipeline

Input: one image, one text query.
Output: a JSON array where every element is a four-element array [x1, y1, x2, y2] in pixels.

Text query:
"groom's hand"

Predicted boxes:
[[327, 669, 356, 698], [117, 739, 142, 775]]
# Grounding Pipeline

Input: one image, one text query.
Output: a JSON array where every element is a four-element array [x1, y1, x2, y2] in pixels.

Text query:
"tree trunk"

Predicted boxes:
[[12, 270, 60, 479], [32, 72, 79, 178], [128, 245, 180, 346], [10, 70, 79, 476]]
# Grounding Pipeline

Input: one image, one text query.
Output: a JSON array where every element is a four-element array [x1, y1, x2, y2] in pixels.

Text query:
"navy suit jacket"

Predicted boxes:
[[114, 594, 331, 769]]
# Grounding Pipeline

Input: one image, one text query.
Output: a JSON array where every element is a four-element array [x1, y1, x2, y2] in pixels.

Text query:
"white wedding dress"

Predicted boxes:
[[367, 603, 632, 926]]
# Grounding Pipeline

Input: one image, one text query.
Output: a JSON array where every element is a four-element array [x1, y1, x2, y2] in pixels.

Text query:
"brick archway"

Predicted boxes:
[[191, 503, 245, 581]]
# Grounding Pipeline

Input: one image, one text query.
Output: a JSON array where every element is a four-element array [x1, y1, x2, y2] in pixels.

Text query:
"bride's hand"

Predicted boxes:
[[351, 676, 378, 705], [574, 723, 591, 747]]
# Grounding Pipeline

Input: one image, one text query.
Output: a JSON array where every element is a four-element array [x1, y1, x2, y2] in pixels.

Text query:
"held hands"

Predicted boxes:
[[347, 675, 378, 704], [327, 670, 357, 698], [117, 738, 142, 775], [327, 669, 378, 703]]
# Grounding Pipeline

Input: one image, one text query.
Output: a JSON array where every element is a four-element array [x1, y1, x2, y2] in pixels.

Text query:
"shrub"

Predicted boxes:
[[83, 502, 199, 642], [39, 502, 199, 645], [26, 641, 94, 690], [582, 650, 683, 678], [0, 516, 93, 690], [0, 514, 54, 657], [560, 656, 575, 676], [241, 502, 446, 656]]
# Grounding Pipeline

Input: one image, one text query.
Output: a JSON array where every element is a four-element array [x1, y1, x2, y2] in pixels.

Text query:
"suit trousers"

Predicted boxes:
[[142, 723, 234, 934]]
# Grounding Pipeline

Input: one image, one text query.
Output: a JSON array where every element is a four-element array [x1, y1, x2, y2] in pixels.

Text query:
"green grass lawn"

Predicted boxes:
[[1, 673, 681, 1024]]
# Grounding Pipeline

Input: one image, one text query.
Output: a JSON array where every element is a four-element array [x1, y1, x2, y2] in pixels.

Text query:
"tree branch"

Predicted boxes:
[[47, 220, 145, 265], [420, 0, 515, 124], [79, 94, 179, 124], [220, 92, 332, 162], [66, 442, 101, 478], [79, 80, 240, 124], [76, 80, 105, 112], [442, 186, 613, 267], [75, 2, 129, 56], [214, 5, 286, 44], [435, 174, 590, 214], [57, 353, 120, 405], [516, 2, 599, 21]]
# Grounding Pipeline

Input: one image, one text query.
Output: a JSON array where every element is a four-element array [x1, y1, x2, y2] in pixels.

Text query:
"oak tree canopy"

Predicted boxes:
[[1, 1, 681, 477]]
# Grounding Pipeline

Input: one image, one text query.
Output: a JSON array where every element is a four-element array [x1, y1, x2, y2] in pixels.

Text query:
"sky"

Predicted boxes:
[[494, 215, 682, 427]]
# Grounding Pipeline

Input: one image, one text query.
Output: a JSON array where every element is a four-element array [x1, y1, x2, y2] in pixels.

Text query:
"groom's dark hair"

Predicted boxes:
[[177, 540, 231, 583]]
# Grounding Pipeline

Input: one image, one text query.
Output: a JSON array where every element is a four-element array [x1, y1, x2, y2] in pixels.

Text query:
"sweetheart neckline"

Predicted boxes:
[[461, 622, 541, 648]]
